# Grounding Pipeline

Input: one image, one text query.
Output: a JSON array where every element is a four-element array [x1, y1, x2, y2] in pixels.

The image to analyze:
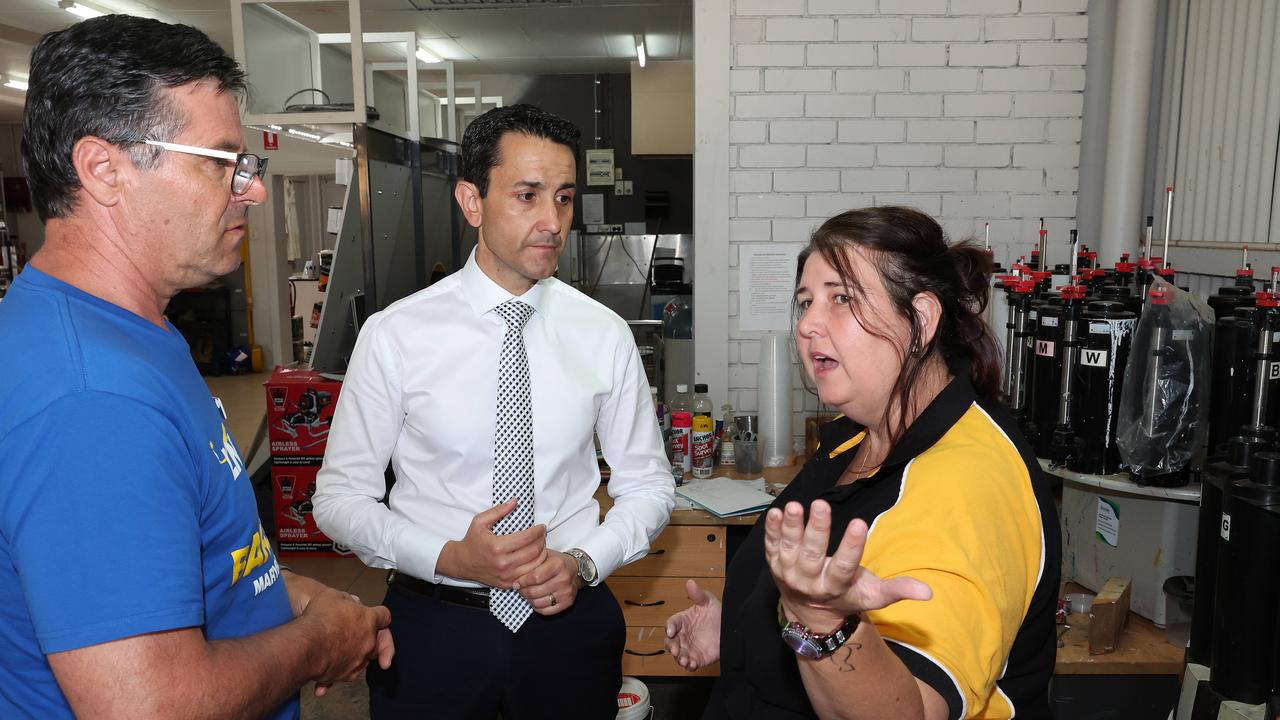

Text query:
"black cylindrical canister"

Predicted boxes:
[[1208, 284, 1256, 322], [1097, 284, 1142, 318], [1030, 296, 1063, 456], [1067, 301, 1137, 474], [1208, 307, 1260, 457], [1210, 450, 1280, 703], [1190, 436, 1266, 666]]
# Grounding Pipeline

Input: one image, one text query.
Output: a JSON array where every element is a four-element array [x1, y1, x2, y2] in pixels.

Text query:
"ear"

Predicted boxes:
[[911, 291, 943, 348], [454, 179, 483, 229], [71, 136, 127, 209]]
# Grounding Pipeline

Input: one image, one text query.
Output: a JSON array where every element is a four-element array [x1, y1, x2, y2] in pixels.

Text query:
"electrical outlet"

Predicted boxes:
[[608, 224, 624, 233], [623, 180, 634, 196], [614, 180, 625, 196]]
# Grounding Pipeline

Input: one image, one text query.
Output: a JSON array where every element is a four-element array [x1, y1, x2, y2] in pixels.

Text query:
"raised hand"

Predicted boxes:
[[664, 579, 722, 671], [764, 499, 932, 631]]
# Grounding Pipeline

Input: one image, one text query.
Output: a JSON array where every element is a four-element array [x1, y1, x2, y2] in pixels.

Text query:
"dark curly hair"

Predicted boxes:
[[460, 104, 581, 197], [796, 206, 1002, 444], [22, 15, 245, 221]]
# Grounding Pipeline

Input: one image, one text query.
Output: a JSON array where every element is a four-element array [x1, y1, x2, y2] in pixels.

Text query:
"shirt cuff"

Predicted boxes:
[[570, 530, 625, 585], [393, 522, 450, 584]]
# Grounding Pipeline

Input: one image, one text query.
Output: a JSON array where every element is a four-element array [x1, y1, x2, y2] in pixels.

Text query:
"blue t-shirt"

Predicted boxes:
[[0, 267, 297, 719]]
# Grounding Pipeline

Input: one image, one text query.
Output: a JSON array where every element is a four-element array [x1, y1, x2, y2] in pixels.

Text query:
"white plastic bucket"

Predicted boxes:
[[617, 676, 652, 720]]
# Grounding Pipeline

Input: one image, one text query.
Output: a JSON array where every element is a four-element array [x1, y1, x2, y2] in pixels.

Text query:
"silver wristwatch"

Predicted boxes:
[[567, 548, 598, 585]]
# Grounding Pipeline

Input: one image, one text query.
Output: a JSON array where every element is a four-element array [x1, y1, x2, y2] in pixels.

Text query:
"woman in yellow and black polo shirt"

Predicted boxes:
[[666, 206, 1060, 719]]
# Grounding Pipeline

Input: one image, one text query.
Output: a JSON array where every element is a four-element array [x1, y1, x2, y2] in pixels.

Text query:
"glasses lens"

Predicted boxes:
[[232, 155, 259, 195]]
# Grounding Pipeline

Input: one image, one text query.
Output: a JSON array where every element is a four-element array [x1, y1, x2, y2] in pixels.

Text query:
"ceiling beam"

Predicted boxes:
[[0, 23, 40, 47]]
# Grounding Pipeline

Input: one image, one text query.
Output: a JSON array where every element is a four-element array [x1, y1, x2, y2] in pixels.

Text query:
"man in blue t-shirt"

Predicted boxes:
[[0, 16, 394, 719]]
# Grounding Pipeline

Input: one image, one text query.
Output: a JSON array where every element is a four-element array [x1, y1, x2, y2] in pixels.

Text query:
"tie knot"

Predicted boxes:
[[495, 299, 534, 330]]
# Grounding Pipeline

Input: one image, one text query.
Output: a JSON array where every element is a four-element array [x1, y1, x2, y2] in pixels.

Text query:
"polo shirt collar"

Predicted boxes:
[[814, 358, 978, 470], [459, 246, 550, 320]]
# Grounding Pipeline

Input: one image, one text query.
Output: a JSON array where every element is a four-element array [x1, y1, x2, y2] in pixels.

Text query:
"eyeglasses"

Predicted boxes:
[[142, 140, 269, 196]]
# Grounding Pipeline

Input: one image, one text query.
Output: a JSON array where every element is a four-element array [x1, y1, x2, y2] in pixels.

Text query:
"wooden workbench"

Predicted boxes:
[[599, 463, 1185, 677]]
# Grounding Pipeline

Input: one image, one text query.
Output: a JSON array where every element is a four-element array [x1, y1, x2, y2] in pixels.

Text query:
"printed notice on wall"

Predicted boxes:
[[582, 194, 605, 226], [740, 243, 805, 331]]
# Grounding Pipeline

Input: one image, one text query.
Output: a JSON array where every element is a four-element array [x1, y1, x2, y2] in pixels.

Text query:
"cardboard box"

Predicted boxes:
[[266, 366, 340, 463], [265, 366, 351, 556]]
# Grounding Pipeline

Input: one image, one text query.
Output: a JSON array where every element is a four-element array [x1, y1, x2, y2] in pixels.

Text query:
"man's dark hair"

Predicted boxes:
[[22, 15, 246, 221], [460, 104, 581, 197]]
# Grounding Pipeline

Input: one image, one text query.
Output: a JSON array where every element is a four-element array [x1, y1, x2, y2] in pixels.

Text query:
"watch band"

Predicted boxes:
[[778, 602, 862, 659]]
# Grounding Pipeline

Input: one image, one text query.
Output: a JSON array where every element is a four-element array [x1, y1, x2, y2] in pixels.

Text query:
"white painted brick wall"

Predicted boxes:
[[726, 0, 1086, 445], [807, 43, 876, 66], [806, 94, 874, 117]]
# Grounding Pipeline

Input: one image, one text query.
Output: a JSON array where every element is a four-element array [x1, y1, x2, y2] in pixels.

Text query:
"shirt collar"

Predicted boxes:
[[813, 358, 978, 469], [459, 246, 550, 320]]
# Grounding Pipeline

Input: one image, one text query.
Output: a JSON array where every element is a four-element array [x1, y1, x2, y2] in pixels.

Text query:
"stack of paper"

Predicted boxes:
[[676, 477, 776, 518]]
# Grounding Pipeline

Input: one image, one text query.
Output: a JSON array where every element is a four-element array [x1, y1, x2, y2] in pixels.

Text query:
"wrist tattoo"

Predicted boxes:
[[829, 645, 859, 672]]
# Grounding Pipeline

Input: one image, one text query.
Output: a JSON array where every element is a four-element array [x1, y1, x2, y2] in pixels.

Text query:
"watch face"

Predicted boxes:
[[781, 627, 824, 659]]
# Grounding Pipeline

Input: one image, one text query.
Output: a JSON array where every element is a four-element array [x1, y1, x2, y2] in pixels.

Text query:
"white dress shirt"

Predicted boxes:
[[313, 250, 675, 588]]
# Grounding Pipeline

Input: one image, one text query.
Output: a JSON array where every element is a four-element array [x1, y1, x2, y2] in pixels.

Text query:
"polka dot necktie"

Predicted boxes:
[[491, 299, 536, 632]]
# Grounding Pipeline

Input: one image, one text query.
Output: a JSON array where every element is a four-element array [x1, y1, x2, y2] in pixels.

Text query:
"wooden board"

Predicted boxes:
[[1054, 610, 1185, 675]]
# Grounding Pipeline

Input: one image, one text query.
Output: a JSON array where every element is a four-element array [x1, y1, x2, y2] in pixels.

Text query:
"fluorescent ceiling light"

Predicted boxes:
[[635, 34, 646, 67], [286, 128, 322, 141], [4, 78, 28, 92], [59, 1, 104, 18], [416, 47, 441, 64]]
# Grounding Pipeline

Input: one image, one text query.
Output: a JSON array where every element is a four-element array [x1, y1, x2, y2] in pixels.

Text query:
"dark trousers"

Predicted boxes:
[[368, 580, 625, 720]]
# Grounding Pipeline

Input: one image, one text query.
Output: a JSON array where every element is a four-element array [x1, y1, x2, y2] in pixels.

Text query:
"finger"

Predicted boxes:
[[778, 502, 806, 554], [500, 522, 547, 550], [828, 517, 869, 585], [314, 683, 329, 698], [685, 578, 707, 606], [763, 507, 784, 561], [878, 576, 934, 604], [665, 613, 683, 639], [376, 628, 396, 669], [475, 497, 519, 528], [369, 605, 392, 629], [798, 500, 832, 573]]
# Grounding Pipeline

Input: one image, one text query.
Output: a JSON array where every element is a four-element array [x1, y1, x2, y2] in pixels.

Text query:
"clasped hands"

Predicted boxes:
[[665, 499, 932, 671], [439, 497, 581, 615]]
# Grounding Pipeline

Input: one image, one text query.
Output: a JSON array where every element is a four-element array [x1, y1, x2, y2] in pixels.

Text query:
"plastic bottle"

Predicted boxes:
[[718, 403, 736, 466], [691, 384, 715, 479], [650, 386, 668, 435], [670, 411, 692, 483], [692, 415, 714, 479], [670, 384, 692, 416]]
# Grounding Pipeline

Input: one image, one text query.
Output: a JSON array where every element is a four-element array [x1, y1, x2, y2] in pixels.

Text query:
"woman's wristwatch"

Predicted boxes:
[[778, 604, 862, 659]]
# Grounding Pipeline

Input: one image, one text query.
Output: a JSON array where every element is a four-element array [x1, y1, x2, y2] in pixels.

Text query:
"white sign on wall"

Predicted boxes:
[[739, 243, 805, 332]]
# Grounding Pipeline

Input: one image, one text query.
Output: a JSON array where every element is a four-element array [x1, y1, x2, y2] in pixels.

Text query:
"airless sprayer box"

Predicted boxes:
[[265, 366, 351, 556]]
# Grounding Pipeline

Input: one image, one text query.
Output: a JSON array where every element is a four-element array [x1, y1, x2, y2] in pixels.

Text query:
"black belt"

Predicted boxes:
[[389, 570, 491, 610]]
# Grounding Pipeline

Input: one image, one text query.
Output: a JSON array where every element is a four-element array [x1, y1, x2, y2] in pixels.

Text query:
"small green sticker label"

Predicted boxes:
[[1095, 497, 1120, 547]]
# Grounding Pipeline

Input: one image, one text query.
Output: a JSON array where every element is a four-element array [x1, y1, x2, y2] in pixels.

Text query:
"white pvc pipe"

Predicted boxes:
[[1099, 0, 1160, 260]]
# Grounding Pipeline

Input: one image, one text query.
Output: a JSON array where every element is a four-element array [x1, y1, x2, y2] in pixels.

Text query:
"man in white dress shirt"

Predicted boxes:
[[314, 104, 674, 719]]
